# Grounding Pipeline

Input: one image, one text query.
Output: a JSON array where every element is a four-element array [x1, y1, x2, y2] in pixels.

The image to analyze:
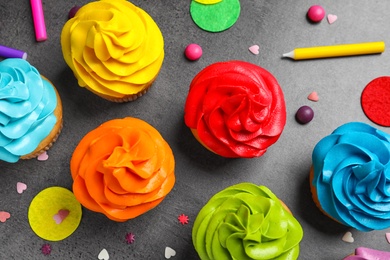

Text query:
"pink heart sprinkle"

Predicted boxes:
[[307, 91, 319, 102], [37, 151, 49, 161], [386, 233, 390, 244], [0, 211, 11, 222], [53, 209, 70, 224], [16, 182, 27, 194], [327, 14, 337, 24], [249, 45, 259, 55]]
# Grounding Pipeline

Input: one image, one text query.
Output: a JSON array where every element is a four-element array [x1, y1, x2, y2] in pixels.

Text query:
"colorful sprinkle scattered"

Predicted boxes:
[[41, 243, 52, 256], [248, 45, 260, 55], [98, 248, 109, 260], [327, 14, 338, 24], [165, 247, 176, 259], [342, 231, 354, 243], [0, 211, 11, 223], [307, 91, 319, 102], [53, 209, 70, 224], [37, 151, 49, 161], [386, 233, 390, 244], [16, 182, 27, 194], [178, 214, 189, 225], [125, 232, 135, 244]]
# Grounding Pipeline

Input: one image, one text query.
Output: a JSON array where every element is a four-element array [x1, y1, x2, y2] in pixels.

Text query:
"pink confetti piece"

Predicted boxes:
[[0, 211, 11, 222], [98, 249, 109, 260], [249, 45, 259, 55], [41, 244, 52, 256], [327, 14, 337, 24], [165, 247, 176, 259], [37, 151, 48, 161], [307, 91, 319, 102], [386, 233, 390, 244], [16, 182, 27, 194], [342, 231, 354, 243], [125, 232, 135, 244], [53, 209, 70, 224]]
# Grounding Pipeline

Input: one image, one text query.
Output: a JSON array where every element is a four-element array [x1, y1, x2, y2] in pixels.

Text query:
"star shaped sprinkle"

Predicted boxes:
[[125, 232, 135, 244], [41, 243, 52, 256], [178, 214, 189, 225]]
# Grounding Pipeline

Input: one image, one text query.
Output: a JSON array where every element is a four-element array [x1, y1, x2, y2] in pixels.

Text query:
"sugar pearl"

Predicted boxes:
[[296, 106, 314, 124]]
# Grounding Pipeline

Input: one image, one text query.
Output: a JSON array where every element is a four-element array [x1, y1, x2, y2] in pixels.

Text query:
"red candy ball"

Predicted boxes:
[[296, 106, 314, 124], [307, 5, 325, 23], [185, 43, 202, 61]]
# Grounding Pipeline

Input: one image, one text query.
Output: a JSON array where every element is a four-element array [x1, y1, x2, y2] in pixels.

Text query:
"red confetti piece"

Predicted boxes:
[[178, 214, 189, 225], [361, 76, 390, 126]]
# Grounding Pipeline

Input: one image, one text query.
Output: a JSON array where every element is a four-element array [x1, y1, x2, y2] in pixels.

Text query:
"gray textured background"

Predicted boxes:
[[1, 0, 390, 259]]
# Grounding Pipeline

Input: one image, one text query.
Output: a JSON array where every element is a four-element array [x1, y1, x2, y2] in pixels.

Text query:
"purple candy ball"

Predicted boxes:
[[296, 105, 314, 124], [68, 6, 81, 19]]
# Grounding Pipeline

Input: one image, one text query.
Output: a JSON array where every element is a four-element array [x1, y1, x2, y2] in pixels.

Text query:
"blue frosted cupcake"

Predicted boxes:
[[0, 58, 63, 163], [310, 122, 390, 231]]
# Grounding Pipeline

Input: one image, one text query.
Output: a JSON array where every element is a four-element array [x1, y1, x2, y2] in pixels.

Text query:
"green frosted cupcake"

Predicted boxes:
[[192, 183, 303, 260]]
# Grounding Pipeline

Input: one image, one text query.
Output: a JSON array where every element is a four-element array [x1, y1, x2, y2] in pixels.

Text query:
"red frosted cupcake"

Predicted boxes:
[[184, 60, 286, 158]]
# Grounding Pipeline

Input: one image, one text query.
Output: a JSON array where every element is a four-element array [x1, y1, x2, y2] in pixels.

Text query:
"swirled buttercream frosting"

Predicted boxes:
[[184, 60, 286, 158], [61, 0, 164, 100], [192, 183, 303, 260], [0, 58, 59, 163], [70, 117, 175, 222], [311, 122, 390, 231]]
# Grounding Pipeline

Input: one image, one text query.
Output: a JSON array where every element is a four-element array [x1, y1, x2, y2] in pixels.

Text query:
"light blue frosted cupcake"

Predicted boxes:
[[0, 58, 63, 163]]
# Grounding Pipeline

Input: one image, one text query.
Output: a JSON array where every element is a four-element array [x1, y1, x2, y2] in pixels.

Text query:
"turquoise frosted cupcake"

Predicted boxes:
[[311, 122, 390, 231], [0, 58, 63, 162]]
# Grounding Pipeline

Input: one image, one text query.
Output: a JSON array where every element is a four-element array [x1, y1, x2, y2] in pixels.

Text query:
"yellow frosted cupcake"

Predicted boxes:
[[61, 0, 164, 102], [0, 58, 63, 163]]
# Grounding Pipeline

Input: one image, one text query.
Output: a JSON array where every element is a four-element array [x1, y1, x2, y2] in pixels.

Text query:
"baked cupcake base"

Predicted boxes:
[[86, 83, 153, 103], [21, 76, 63, 159]]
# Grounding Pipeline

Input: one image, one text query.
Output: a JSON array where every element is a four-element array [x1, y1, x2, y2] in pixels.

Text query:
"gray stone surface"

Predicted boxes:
[[1, 0, 390, 259]]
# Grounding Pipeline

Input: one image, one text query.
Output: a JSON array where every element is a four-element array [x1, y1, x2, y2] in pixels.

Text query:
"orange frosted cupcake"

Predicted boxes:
[[70, 117, 175, 222], [184, 60, 286, 158], [0, 58, 62, 163], [61, 0, 164, 102]]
